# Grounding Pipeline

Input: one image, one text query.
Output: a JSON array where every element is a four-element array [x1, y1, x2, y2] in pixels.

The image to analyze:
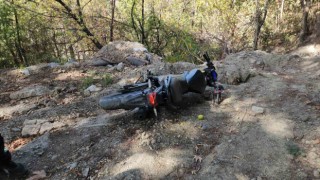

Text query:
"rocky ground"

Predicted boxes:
[[0, 49, 320, 180]]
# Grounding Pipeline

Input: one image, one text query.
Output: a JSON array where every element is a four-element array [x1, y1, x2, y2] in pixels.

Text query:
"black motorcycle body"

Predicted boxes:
[[99, 53, 223, 117]]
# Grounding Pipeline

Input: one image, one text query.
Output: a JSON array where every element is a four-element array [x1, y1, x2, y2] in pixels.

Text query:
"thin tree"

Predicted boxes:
[[131, 0, 140, 40], [140, 0, 145, 44], [280, 0, 285, 19], [109, 0, 116, 42], [253, 0, 270, 50], [130, 0, 146, 44], [299, 0, 310, 43], [12, 0, 28, 66]]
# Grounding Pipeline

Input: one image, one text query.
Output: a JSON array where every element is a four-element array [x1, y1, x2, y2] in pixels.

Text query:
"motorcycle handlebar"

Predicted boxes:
[[203, 52, 216, 70], [203, 52, 210, 63]]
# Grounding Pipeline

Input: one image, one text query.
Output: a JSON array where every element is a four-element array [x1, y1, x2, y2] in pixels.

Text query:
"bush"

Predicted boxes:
[[81, 76, 94, 89], [102, 74, 113, 87], [286, 141, 302, 157]]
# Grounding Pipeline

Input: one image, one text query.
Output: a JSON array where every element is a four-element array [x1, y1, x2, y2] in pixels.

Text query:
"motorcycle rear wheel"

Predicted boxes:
[[99, 90, 148, 110]]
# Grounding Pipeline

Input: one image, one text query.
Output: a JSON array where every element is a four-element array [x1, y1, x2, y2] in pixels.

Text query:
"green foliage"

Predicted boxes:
[[81, 73, 112, 90], [0, 0, 59, 68], [164, 32, 201, 63], [81, 76, 94, 90], [0, 0, 316, 68], [286, 141, 303, 157], [101, 74, 113, 87]]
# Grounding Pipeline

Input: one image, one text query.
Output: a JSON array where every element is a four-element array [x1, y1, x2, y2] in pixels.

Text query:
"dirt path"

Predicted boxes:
[[0, 51, 319, 180]]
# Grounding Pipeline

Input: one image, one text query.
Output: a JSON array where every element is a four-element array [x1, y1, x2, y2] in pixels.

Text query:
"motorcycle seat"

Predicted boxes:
[[168, 69, 206, 104]]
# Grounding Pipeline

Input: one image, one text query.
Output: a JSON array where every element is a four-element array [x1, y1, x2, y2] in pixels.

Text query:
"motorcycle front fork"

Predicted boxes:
[[208, 84, 224, 104]]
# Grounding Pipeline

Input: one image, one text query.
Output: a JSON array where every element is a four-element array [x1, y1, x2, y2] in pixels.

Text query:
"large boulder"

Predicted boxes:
[[22, 119, 66, 137], [111, 50, 303, 86], [217, 51, 265, 84], [88, 41, 162, 66], [24, 63, 50, 74], [0, 103, 37, 119], [217, 51, 301, 85]]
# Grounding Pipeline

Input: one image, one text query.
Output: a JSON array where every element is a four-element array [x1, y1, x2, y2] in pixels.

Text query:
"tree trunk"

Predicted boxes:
[[300, 0, 310, 43], [253, 0, 260, 50], [109, 0, 116, 42], [141, 0, 145, 44], [69, 45, 75, 60], [280, 0, 285, 19], [12, 0, 28, 66], [130, 0, 139, 40], [9, 48, 20, 67], [253, 0, 270, 50], [52, 30, 61, 59], [315, 12, 320, 38]]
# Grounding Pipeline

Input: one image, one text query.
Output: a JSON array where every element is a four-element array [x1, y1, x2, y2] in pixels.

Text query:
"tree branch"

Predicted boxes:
[[81, 0, 93, 9], [54, 0, 103, 49], [54, 0, 81, 24]]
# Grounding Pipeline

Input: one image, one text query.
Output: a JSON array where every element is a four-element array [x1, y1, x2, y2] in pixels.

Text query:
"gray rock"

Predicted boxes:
[[22, 124, 40, 137], [0, 104, 37, 118], [36, 119, 50, 125], [48, 62, 60, 68], [133, 47, 148, 52], [251, 106, 264, 115], [296, 171, 308, 179], [171, 62, 197, 74], [19, 64, 50, 76], [314, 169, 320, 178], [290, 84, 308, 93], [107, 169, 142, 180], [15, 133, 49, 159], [23, 119, 38, 126], [11, 128, 21, 132], [10, 85, 50, 100], [126, 56, 148, 66], [39, 122, 54, 134], [67, 162, 78, 170], [116, 62, 124, 71], [51, 155, 58, 160], [216, 51, 283, 84], [91, 41, 148, 65], [64, 59, 80, 68], [82, 167, 90, 177], [52, 121, 65, 129], [300, 115, 310, 122], [83, 89, 91, 96], [86, 85, 102, 92], [22, 118, 64, 135], [145, 53, 152, 62], [21, 69, 30, 76], [87, 59, 109, 66], [109, 67, 116, 71], [26, 63, 49, 74]]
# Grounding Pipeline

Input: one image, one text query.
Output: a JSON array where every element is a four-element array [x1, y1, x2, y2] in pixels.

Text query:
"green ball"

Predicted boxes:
[[197, 114, 204, 120]]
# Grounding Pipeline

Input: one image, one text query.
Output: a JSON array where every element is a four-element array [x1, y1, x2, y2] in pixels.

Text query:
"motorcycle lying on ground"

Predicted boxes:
[[99, 52, 224, 118]]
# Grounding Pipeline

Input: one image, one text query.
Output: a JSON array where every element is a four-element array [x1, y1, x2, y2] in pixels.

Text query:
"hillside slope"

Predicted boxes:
[[0, 50, 319, 179]]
